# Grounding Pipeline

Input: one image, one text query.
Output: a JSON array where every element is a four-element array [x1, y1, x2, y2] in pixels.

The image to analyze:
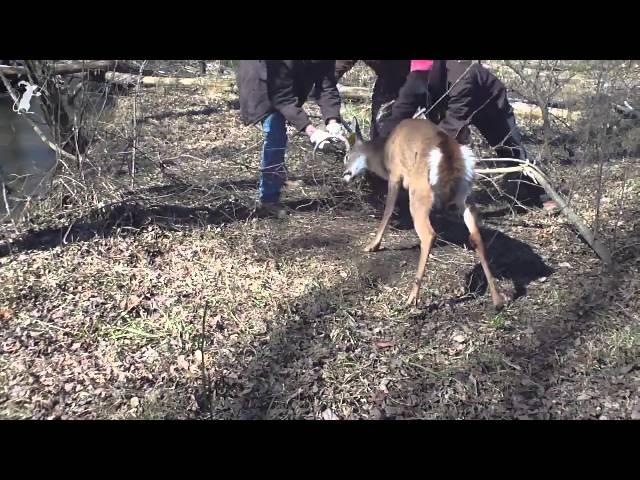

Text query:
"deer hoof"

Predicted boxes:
[[492, 291, 511, 311], [405, 292, 419, 307], [364, 241, 381, 253]]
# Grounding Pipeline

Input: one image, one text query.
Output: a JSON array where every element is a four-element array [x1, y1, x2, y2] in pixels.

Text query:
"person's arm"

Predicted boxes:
[[314, 61, 342, 127], [266, 60, 312, 132]]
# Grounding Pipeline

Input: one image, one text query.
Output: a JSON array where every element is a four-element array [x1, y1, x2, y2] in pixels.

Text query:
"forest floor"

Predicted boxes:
[[1, 75, 639, 419]]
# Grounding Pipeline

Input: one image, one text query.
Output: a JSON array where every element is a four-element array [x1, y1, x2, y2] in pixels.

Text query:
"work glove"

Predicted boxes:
[[309, 129, 338, 154], [310, 126, 346, 155], [310, 129, 332, 148], [326, 121, 344, 137]]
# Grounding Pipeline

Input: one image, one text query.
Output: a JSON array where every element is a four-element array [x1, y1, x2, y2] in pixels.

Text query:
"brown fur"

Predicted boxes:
[[343, 117, 507, 309], [432, 129, 467, 209]]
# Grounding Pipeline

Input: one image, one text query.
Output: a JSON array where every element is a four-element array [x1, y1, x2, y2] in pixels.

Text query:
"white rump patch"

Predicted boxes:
[[428, 147, 442, 186], [460, 145, 477, 183], [453, 145, 478, 208]]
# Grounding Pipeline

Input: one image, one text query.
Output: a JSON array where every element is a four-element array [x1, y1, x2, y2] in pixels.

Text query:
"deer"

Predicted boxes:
[[342, 117, 508, 309]]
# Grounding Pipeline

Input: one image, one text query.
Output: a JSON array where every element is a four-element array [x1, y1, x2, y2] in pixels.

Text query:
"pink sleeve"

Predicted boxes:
[[410, 60, 434, 72]]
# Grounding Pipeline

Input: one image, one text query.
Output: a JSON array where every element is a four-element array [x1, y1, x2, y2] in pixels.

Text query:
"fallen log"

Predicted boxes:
[[104, 72, 237, 90], [104, 72, 372, 101], [0, 61, 153, 77], [511, 101, 580, 122], [336, 84, 370, 100], [475, 159, 613, 265]]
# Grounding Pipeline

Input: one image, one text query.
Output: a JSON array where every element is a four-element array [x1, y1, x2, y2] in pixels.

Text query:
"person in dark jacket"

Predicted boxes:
[[338, 60, 539, 211], [334, 60, 410, 140], [237, 60, 344, 216], [337, 60, 527, 160], [437, 61, 528, 160], [376, 60, 448, 135], [331, 60, 411, 210], [379, 60, 528, 161]]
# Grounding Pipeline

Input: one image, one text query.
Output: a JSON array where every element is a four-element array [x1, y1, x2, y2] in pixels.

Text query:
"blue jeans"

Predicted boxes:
[[259, 111, 287, 203]]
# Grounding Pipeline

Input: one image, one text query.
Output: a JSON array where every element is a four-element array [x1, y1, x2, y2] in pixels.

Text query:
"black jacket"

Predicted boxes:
[[237, 60, 341, 132]]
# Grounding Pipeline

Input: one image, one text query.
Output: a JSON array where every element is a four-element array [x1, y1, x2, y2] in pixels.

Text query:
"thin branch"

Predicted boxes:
[[0, 70, 75, 168], [475, 158, 613, 265]]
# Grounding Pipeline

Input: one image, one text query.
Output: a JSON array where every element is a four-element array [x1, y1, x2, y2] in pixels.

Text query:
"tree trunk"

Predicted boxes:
[[24, 61, 88, 156]]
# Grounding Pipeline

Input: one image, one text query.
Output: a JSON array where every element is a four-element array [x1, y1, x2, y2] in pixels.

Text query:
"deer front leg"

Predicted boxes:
[[364, 178, 401, 252], [406, 187, 435, 306], [462, 204, 507, 310]]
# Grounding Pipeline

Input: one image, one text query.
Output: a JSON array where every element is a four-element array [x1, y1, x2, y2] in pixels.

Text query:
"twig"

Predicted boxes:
[[1, 180, 19, 234], [199, 301, 214, 419], [475, 159, 613, 265], [475, 166, 527, 175], [130, 61, 147, 189], [0, 70, 74, 169]]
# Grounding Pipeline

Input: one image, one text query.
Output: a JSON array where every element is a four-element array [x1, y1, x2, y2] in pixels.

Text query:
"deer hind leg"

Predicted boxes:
[[461, 203, 506, 309], [364, 177, 401, 252], [406, 185, 435, 306]]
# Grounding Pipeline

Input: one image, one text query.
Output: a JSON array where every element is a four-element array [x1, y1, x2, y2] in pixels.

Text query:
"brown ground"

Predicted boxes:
[[1, 78, 639, 419]]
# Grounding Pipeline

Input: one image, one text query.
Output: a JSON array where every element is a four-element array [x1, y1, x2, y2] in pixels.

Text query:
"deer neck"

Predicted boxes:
[[364, 138, 389, 180]]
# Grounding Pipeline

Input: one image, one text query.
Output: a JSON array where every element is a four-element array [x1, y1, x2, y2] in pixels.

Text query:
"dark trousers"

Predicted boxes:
[[369, 72, 407, 140], [440, 63, 527, 160]]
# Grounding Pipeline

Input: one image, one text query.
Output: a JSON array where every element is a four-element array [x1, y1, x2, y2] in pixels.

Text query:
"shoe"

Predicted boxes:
[[542, 199, 560, 215], [255, 201, 288, 219]]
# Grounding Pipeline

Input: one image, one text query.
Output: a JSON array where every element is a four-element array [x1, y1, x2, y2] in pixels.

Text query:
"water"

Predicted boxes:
[[0, 93, 57, 218]]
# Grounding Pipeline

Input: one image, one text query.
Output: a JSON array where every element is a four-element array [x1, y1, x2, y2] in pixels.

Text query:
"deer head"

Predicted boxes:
[[343, 118, 373, 183]]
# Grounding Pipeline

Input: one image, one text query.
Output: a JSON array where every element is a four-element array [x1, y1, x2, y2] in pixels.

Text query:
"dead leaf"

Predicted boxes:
[[126, 295, 142, 310], [543, 200, 560, 214], [0, 307, 13, 321], [502, 357, 522, 371], [130, 397, 140, 408], [177, 355, 189, 370], [321, 408, 339, 420], [369, 407, 384, 420], [379, 378, 390, 394], [558, 262, 572, 268], [375, 339, 395, 349], [631, 407, 640, 420], [453, 334, 467, 344]]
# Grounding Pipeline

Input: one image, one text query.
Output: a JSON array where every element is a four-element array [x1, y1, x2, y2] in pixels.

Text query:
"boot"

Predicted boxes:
[[255, 200, 288, 219]]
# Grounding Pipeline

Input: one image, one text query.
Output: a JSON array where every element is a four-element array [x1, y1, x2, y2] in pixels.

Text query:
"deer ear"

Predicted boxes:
[[353, 117, 363, 141]]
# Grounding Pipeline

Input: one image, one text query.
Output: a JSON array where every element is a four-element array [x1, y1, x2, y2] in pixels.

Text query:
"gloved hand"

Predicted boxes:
[[310, 129, 332, 147], [326, 121, 344, 137], [309, 125, 346, 155]]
